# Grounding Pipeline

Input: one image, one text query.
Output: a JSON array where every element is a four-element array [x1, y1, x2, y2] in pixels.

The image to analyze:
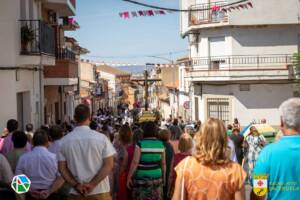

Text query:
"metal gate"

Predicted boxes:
[[207, 98, 230, 125]]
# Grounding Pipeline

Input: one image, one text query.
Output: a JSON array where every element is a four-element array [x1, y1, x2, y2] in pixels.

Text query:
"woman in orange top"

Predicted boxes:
[[172, 118, 246, 200]]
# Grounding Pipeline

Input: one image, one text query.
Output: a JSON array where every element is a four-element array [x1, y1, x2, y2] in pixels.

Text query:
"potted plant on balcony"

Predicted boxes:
[[21, 24, 34, 52]]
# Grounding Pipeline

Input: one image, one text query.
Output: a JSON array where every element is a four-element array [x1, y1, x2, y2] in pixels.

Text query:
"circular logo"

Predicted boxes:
[[11, 174, 31, 194]]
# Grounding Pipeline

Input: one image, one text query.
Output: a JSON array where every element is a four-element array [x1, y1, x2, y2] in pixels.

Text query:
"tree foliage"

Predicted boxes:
[[293, 53, 300, 90]]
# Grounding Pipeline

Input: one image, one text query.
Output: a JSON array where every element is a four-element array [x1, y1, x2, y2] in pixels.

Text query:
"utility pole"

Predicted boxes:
[[144, 70, 149, 111]]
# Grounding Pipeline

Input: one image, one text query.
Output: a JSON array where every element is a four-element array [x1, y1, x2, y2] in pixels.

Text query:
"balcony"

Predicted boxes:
[[56, 47, 76, 61], [44, 48, 78, 86], [188, 54, 295, 82], [44, 0, 76, 16], [20, 20, 55, 56], [189, 1, 228, 27]]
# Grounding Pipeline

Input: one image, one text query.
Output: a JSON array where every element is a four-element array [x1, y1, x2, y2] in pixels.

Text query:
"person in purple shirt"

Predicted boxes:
[[16, 129, 64, 200], [48, 125, 64, 156], [0, 119, 31, 156]]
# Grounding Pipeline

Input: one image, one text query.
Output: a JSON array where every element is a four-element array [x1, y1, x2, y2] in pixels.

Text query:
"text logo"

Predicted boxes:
[[11, 174, 31, 194], [253, 174, 268, 197]]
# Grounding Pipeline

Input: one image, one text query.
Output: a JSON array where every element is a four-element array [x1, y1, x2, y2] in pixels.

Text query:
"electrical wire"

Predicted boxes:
[[84, 49, 188, 59], [122, 0, 250, 12]]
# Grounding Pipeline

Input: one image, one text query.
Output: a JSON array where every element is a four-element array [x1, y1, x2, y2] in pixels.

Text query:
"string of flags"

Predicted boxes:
[[119, 10, 172, 19], [119, 1, 253, 19], [215, 2, 253, 13]]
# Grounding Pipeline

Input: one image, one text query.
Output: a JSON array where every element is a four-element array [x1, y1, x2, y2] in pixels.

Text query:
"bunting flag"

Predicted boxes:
[[119, 9, 173, 19], [212, 1, 254, 13], [119, 1, 253, 19]]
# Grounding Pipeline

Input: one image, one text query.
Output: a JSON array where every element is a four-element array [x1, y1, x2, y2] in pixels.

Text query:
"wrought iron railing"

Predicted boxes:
[[191, 54, 293, 70], [20, 20, 55, 55], [189, 1, 228, 26], [56, 47, 76, 61]]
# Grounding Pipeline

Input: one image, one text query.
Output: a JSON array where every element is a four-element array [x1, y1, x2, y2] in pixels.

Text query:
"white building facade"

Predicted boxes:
[[0, 0, 61, 130], [180, 0, 300, 126]]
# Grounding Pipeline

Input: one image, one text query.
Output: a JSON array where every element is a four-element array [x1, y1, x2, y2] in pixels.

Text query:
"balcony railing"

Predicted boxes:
[[189, 1, 228, 26], [191, 54, 293, 70], [20, 20, 55, 55], [56, 47, 76, 61]]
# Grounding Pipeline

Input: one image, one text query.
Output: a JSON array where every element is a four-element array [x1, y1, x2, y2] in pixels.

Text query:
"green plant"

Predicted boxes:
[[293, 53, 300, 90], [21, 24, 34, 45]]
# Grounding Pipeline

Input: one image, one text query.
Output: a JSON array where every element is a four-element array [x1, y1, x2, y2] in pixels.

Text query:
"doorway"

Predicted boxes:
[[17, 92, 31, 131]]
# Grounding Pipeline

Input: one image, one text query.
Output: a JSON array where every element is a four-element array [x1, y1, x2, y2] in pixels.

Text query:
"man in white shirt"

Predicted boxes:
[[58, 104, 115, 200]]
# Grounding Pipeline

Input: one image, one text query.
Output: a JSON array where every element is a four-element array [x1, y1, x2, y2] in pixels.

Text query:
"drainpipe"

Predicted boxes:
[[39, 55, 44, 126]]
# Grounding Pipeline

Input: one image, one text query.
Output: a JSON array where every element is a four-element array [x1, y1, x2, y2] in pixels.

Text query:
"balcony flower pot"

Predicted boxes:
[[21, 25, 34, 52]]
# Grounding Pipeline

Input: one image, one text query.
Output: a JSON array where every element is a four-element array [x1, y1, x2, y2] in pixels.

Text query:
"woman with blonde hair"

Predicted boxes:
[[243, 126, 266, 184], [172, 118, 246, 200]]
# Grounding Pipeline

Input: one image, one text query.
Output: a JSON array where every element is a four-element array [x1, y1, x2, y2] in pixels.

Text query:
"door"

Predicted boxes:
[[207, 97, 230, 125], [55, 102, 59, 123], [17, 93, 24, 130], [17, 92, 31, 130]]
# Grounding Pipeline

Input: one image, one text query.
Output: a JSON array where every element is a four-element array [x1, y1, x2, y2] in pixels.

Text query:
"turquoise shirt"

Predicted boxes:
[[253, 136, 300, 200]]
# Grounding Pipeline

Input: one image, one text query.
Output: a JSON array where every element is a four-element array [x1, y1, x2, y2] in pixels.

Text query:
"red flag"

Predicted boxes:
[[147, 10, 154, 16], [124, 12, 130, 19], [211, 6, 220, 12]]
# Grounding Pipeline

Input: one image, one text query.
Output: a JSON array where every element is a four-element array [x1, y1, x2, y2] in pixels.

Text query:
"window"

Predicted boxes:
[[207, 97, 230, 125], [209, 37, 226, 70], [239, 84, 250, 91]]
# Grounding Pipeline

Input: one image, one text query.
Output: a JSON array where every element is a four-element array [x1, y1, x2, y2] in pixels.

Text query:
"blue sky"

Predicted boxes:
[[66, 0, 188, 65]]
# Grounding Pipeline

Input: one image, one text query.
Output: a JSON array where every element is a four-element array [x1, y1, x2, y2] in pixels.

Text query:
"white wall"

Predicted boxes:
[[0, 0, 45, 131], [192, 26, 300, 58], [197, 83, 294, 126], [99, 71, 116, 93], [0, 0, 19, 66], [229, 0, 300, 26], [231, 26, 300, 55], [0, 70, 41, 131], [80, 62, 94, 83], [180, 0, 300, 36], [192, 28, 231, 58]]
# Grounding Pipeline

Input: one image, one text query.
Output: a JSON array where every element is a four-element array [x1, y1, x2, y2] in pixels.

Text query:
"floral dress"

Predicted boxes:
[[243, 134, 266, 183]]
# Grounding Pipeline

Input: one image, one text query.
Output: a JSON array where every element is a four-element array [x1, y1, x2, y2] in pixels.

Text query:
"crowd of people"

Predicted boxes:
[[0, 98, 300, 200]]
